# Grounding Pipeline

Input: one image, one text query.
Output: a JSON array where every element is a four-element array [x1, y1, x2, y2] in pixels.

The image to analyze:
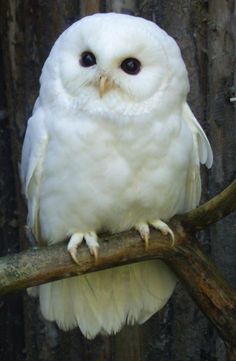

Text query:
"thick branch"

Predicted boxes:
[[0, 180, 236, 347], [168, 231, 236, 345], [0, 230, 172, 294]]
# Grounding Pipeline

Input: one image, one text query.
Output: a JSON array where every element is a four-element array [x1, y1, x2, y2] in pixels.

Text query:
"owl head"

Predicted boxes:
[[39, 13, 189, 120]]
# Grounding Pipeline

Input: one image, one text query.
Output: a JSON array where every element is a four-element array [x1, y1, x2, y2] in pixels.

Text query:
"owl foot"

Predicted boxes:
[[135, 220, 175, 248], [150, 219, 175, 247], [135, 222, 150, 249], [67, 231, 99, 264]]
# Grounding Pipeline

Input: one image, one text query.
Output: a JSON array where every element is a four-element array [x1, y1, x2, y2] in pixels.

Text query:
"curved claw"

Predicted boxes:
[[135, 222, 150, 249], [84, 232, 100, 264], [67, 231, 100, 264], [67, 232, 84, 264], [150, 219, 175, 247]]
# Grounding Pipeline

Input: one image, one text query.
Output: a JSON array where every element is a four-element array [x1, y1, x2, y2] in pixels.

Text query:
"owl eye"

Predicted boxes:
[[80, 51, 96, 67], [120, 58, 141, 75]]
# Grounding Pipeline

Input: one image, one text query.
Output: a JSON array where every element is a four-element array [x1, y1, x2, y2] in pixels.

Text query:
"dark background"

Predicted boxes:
[[0, 1, 235, 360]]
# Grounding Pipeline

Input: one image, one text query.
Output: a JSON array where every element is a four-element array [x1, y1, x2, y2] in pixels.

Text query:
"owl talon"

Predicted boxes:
[[67, 232, 84, 264], [135, 223, 150, 249], [150, 219, 175, 247], [67, 231, 99, 264], [84, 232, 100, 262], [91, 246, 99, 264]]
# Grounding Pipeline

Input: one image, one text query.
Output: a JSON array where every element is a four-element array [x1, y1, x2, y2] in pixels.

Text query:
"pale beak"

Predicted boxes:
[[99, 76, 110, 97]]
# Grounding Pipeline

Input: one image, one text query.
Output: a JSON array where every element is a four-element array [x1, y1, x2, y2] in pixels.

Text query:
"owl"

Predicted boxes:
[[21, 13, 213, 339]]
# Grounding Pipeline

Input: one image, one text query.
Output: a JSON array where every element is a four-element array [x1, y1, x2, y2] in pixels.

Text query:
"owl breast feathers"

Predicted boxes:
[[21, 13, 212, 338]]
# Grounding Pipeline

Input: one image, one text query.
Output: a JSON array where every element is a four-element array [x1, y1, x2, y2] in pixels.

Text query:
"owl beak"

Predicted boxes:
[[99, 76, 110, 97]]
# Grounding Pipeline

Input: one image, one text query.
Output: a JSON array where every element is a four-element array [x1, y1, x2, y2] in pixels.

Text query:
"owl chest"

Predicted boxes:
[[44, 119, 174, 193], [40, 116, 190, 235]]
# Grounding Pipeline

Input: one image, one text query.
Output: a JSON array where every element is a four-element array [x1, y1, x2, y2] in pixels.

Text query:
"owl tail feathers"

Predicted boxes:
[[38, 260, 176, 339]]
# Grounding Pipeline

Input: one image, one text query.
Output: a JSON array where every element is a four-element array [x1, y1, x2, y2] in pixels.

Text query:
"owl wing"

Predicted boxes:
[[183, 103, 213, 211], [21, 101, 48, 243]]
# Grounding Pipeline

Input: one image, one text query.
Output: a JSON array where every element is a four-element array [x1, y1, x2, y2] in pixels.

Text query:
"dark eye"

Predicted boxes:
[[120, 58, 141, 75], [79, 51, 96, 67]]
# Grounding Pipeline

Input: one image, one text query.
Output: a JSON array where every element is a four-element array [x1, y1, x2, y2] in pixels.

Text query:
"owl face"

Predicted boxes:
[[41, 13, 189, 119]]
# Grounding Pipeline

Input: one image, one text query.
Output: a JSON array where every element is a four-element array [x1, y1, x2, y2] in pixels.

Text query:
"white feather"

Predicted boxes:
[[183, 103, 213, 169], [21, 105, 48, 241]]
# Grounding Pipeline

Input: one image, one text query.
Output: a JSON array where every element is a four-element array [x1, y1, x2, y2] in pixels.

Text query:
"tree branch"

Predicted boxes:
[[180, 179, 236, 231], [0, 180, 236, 348]]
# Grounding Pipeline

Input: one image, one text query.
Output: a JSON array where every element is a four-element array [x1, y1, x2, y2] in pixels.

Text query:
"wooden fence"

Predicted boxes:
[[0, 1, 235, 360]]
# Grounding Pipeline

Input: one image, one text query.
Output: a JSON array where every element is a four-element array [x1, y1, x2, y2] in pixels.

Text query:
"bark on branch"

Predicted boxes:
[[0, 180, 236, 350]]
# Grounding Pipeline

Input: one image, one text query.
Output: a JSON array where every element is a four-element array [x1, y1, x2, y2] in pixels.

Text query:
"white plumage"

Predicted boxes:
[[21, 13, 213, 339]]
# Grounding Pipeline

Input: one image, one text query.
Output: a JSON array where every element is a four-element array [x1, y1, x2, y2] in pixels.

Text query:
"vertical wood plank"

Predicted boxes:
[[80, 0, 101, 16], [0, 34, 25, 361], [106, 0, 137, 14], [207, 1, 236, 360]]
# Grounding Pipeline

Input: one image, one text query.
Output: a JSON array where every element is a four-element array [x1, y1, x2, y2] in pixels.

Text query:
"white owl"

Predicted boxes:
[[21, 13, 213, 339]]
